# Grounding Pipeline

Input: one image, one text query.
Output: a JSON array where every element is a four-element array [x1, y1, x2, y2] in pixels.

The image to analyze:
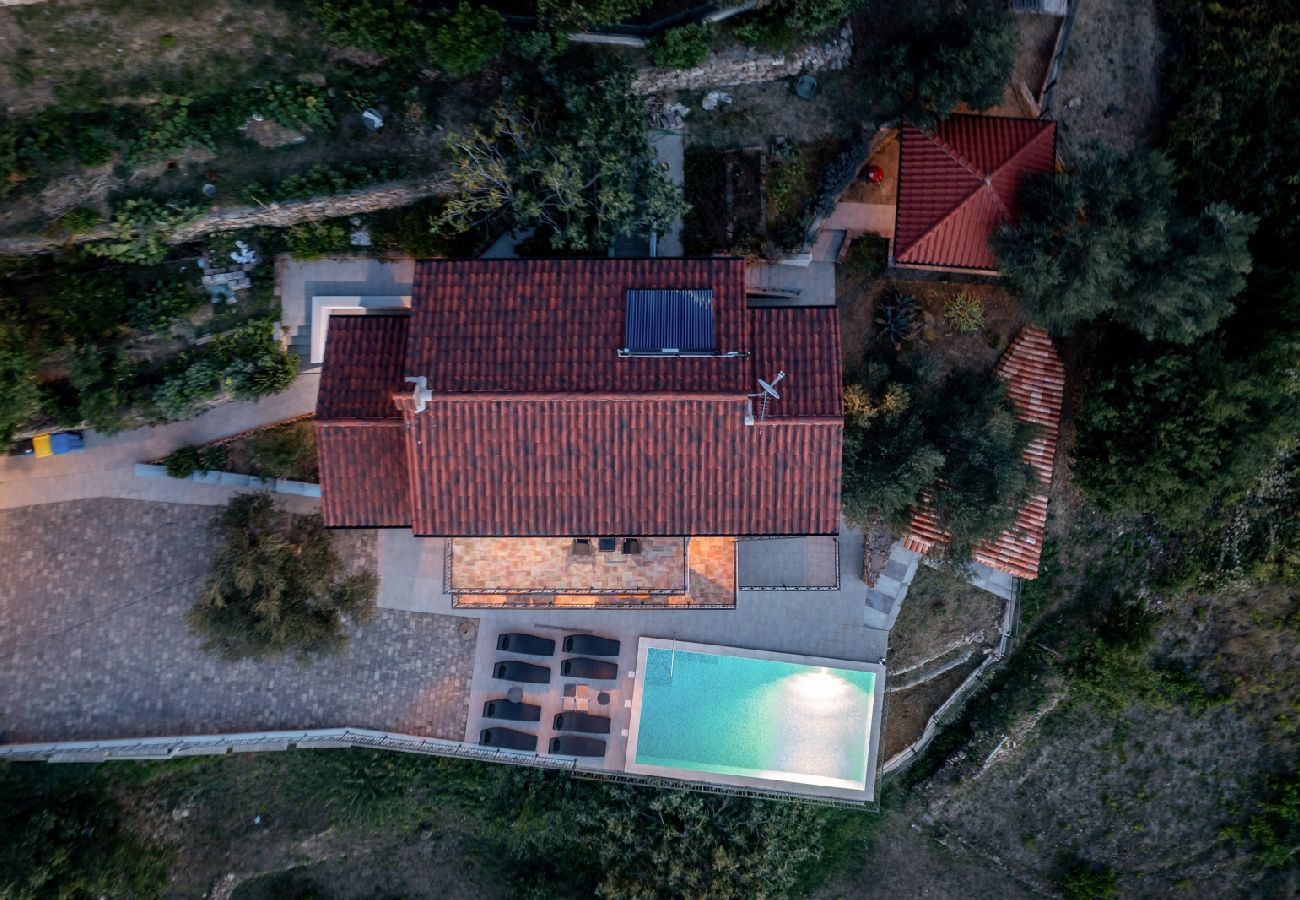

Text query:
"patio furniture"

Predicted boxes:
[[562, 657, 618, 681], [548, 735, 607, 758], [621, 538, 642, 555], [483, 699, 542, 722], [493, 660, 551, 684], [597, 537, 618, 552], [571, 538, 594, 557], [480, 728, 538, 752], [562, 634, 621, 657], [553, 712, 612, 735], [596, 691, 611, 706], [496, 633, 556, 657]]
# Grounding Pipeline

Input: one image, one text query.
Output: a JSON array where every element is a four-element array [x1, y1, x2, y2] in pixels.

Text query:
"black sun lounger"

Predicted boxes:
[[484, 699, 543, 722], [553, 712, 612, 734], [479, 728, 538, 752], [549, 735, 607, 757], [562, 634, 621, 657], [561, 657, 619, 680], [496, 633, 556, 656], [493, 660, 551, 684]]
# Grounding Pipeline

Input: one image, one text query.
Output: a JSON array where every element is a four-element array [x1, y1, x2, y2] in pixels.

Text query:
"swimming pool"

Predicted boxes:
[[624, 639, 883, 797]]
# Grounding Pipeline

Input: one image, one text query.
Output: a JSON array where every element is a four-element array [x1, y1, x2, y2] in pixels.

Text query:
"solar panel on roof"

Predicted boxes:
[[623, 289, 715, 353]]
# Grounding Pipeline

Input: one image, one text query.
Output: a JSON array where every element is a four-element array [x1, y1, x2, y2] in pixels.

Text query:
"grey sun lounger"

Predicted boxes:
[[548, 735, 607, 757], [479, 728, 538, 752], [493, 660, 551, 684], [552, 712, 612, 734], [484, 699, 542, 722], [496, 633, 556, 657], [561, 657, 619, 680], [562, 634, 621, 657]]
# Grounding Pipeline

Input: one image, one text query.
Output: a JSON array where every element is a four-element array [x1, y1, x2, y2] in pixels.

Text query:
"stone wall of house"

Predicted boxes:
[[631, 24, 853, 94]]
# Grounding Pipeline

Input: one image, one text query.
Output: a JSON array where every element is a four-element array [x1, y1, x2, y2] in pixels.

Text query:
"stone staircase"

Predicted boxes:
[[863, 541, 922, 630]]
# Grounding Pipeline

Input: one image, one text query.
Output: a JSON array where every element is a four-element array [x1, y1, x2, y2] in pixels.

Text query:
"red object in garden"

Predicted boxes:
[[865, 165, 885, 185]]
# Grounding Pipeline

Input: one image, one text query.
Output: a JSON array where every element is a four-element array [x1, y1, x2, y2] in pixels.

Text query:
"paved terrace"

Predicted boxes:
[[0, 500, 476, 743], [448, 537, 689, 593]]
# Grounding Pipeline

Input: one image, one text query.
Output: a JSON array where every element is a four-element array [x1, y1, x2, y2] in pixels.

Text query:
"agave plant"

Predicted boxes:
[[875, 285, 920, 346]]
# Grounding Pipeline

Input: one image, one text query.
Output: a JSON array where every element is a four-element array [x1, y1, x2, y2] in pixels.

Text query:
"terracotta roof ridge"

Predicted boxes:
[[895, 125, 989, 256], [317, 417, 404, 426], [901, 179, 999, 257], [403, 391, 750, 403], [983, 126, 1055, 203]]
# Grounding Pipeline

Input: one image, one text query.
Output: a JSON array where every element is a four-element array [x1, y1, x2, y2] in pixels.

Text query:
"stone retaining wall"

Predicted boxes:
[[0, 177, 449, 256], [632, 24, 853, 94]]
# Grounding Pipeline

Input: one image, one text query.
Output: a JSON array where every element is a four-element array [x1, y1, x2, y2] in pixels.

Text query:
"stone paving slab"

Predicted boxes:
[[0, 500, 476, 743]]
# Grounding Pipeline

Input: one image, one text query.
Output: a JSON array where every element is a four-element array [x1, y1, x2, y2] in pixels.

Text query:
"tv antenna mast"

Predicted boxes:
[[748, 370, 785, 427]]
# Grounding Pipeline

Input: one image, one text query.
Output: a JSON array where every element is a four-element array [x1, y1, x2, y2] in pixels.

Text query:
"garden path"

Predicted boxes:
[[0, 373, 320, 511]]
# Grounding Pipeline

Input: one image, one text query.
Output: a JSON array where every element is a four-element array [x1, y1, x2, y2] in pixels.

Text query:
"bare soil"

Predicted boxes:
[[888, 566, 1006, 672], [881, 657, 982, 761], [837, 275, 1022, 375], [1051, 0, 1166, 154]]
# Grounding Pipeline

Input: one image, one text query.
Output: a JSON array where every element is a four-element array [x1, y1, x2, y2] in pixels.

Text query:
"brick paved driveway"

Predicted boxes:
[[0, 499, 476, 743]]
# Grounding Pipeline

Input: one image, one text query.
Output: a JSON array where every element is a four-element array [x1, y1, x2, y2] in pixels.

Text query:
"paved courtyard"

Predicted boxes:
[[0, 499, 476, 744]]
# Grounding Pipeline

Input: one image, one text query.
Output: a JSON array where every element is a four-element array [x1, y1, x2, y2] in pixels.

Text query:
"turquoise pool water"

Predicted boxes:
[[634, 647, 877, 789]]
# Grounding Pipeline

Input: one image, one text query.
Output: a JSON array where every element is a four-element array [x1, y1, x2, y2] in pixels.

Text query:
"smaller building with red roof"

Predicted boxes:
[[892, 114, 1057, 272]]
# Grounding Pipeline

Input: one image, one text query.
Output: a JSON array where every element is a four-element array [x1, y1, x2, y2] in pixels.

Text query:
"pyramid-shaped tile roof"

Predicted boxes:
[[894, 115, 1057, 271]]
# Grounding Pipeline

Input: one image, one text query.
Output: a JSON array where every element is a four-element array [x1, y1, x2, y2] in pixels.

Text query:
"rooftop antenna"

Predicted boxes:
[[746, 370, 784, 427]]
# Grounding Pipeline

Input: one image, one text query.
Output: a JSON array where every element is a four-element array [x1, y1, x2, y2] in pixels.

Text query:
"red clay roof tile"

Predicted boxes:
[[749, 307, 843, 418], [905, 326, 1065, 579], [894, 116, 1056, 271], [315, 315, 409, 420], [316, 422, 411, 528], [316, 259, 843, 535], [403, 398, 841, 536]]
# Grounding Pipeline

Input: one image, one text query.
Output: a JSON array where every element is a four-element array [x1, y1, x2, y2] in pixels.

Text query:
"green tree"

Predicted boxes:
[[1074, 340, 1288, 530], [647, 23, 713, 69], [306, 0, 430, 60], [994, 149, 1257, 343], [188, 494, 377, 660], [536, 0, 650, 32], [0, 763, 171, 898], [0, 320, 40, 446], [842, 355, 1035, 561], [878, 1, 1017, 126], [734, 0, 863, 50], [436, 56, 685, 251], [429, 3, 506, 76]]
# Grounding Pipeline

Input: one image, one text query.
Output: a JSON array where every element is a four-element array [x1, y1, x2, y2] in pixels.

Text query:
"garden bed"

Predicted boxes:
[[888, 565, 1006, 672], [157, 416, 318, 483], [682, 147, 765, 255]]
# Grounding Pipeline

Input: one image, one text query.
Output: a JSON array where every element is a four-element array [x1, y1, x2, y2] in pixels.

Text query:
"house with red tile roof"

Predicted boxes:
[[903, 326, 1065, 580], [314, 258, 843, 608], [892, 114, 1057, 272]]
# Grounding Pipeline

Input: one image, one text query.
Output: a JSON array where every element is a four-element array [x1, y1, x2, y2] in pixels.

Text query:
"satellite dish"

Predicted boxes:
[[757, 371, 785, 399]]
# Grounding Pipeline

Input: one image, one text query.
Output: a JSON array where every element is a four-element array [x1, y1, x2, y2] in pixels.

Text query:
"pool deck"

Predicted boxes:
[[384, 522, 891, 802]]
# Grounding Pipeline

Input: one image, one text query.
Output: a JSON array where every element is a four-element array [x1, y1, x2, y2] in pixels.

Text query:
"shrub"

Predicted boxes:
[[0, 321, 40, 447], [249, 423, 317, 480], [536, 0, 651, 31], [944, 291, 985, 334], [127, 281, 202, 333], [875, 284, 920, 347], [126, 97, 207, 164], [733, 0, 860, 50], [207, 322, 299, 400], [188, 493, 378, 660], [647, 23, 713, 69], [429, 3, 507, 76], [844, 236, 887, 276], [63, 345, 136, 434], [163, 445, 204, 478], [307, 0, 431, 60], [84, 199, 202, 265], [45, 207, 103, 238], [247, 82, 336, 132], [152, 359, 223, 421], [285, 219, 354, 259], [508, 29, 565, 61]]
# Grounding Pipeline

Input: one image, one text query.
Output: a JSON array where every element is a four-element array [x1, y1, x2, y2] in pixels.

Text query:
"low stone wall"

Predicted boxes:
[[134, 463, 321, 498], [0, 177, 449, 257], [632, 23, 853, 94]]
